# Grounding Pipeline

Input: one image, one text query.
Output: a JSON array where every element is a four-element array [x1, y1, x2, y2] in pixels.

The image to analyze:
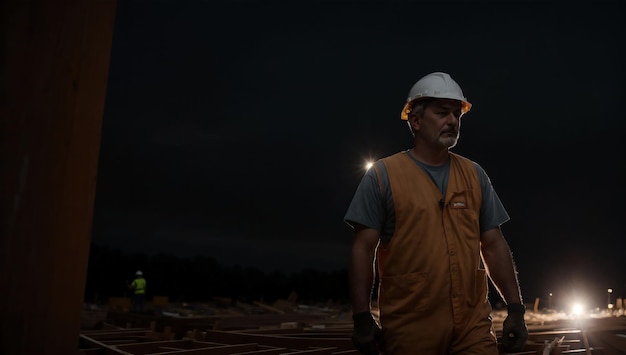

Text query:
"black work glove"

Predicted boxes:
[[501, 303, 528, 353], [352, 312, 383, 355]]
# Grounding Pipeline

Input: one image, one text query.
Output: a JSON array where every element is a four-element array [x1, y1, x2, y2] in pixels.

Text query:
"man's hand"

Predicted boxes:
[[501, 303, 528, 353], [352, 312, 383, 355]]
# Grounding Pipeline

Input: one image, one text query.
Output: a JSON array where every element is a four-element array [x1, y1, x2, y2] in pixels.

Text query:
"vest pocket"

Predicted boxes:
[[468, 269, 488, 307], [380, 271, 429, 315], [449, 190, 479, 237]]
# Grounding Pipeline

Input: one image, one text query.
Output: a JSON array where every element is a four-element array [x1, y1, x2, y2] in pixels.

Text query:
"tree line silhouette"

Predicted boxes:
[[84, 243, 350, 305]]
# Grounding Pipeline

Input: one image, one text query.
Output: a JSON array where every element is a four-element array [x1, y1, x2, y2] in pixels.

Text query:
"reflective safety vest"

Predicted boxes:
[[131, 277, 146, 295]]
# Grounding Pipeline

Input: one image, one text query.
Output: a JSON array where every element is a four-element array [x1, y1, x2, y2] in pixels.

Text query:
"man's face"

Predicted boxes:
[[412, 99, 463, 149]]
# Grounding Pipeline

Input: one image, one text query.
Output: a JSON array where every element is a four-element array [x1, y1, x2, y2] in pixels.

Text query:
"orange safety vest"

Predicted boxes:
[[375, 152, 497, 354]]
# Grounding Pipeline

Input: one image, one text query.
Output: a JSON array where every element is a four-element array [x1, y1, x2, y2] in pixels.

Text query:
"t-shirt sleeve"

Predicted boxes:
[[475, 163, 510, 232], [344, 163, 385, 231]]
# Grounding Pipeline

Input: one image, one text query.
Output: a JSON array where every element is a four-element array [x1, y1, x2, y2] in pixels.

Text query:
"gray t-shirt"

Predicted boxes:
[[344, 150, 510, 246]]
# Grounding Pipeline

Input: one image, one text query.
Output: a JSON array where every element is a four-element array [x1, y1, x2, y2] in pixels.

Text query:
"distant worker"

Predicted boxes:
[[129, 270, 146, 313], [345, 72, 528, 354]]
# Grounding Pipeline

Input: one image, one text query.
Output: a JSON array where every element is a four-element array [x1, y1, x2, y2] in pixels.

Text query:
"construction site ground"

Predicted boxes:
[[79, 297, 626, 355]]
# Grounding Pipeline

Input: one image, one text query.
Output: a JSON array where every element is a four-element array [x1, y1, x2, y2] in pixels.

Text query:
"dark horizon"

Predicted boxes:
[[85, 241, 623, 315]]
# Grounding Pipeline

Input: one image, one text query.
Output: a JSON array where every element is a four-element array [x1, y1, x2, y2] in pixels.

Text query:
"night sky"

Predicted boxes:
[[91, 0, 625, 305]]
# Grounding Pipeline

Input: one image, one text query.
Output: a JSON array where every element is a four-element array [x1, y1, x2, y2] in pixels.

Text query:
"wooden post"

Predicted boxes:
[[0, 0, 117, 353]]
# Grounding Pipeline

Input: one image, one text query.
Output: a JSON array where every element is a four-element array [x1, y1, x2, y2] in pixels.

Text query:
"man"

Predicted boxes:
[[129, 270, 146, 313], [345, 72, 528, 354]]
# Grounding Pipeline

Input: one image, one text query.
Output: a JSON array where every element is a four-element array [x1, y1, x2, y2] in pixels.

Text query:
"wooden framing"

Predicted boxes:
[[79, 316, 622, 355]]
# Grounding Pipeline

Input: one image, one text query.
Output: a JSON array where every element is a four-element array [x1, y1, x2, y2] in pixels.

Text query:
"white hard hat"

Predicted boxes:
[[135, 270, 143, 276], [401, 72, 472, 120]]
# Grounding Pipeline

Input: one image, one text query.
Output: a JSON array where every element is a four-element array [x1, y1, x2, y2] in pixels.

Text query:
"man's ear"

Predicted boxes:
[[408, 114, 420, 132]]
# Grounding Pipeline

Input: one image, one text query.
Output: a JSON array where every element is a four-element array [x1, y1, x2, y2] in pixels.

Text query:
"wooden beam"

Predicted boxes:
[[0, 1, 116, 353]]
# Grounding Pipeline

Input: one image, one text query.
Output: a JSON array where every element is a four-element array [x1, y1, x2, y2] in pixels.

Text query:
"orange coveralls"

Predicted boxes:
[[374, 152, 498, 354]]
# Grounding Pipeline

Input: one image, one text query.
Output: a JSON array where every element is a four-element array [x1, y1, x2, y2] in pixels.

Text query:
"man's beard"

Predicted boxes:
[[439, 132, 459, 149]]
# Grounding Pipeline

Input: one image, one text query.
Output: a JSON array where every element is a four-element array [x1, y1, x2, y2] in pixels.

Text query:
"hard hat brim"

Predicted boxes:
[[400, 97, 472, 120]]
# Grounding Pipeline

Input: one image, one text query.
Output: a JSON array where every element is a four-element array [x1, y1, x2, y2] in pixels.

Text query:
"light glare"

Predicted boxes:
[[572, 303, 583, 315]]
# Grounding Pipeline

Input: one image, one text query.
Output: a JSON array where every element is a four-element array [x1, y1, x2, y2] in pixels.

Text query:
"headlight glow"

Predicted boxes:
[[571, 303, 584, 315]]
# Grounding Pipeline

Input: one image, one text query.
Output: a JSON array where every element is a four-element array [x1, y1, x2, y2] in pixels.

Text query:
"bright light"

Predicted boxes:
[[365, 161, 374, 170], [571, 303, 584, 315], [608, 288, 613, 293]]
